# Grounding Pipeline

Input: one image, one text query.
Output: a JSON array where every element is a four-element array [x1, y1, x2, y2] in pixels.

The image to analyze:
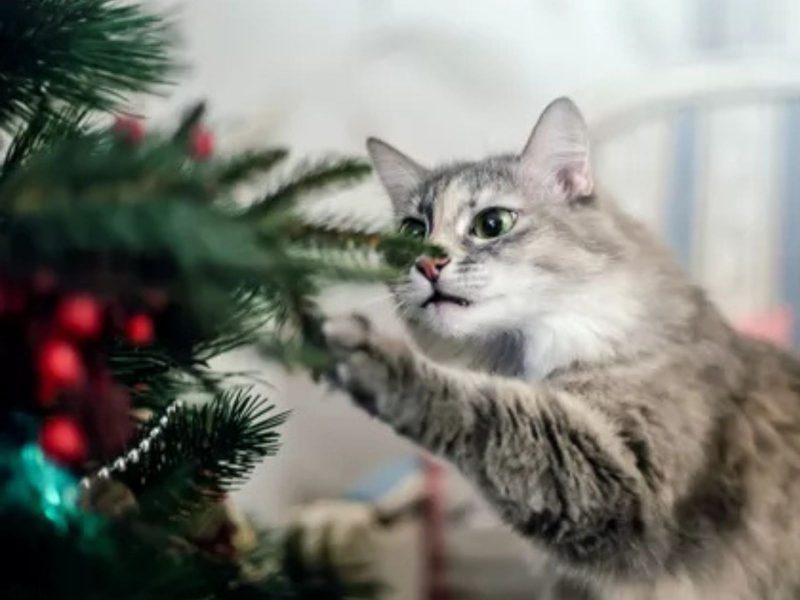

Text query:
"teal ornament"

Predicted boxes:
[[1, 443, 80, 531]]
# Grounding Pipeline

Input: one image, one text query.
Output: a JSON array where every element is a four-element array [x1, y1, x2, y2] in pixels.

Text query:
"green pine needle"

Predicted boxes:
[[250, 157, 372, 217], [118, 388, 289, 520], [0, 104, 94, 180], [217, 149, 289, 187], [285, 219, 441, 271], [0, 0, 175, 132], [171, 102, 207, 142]]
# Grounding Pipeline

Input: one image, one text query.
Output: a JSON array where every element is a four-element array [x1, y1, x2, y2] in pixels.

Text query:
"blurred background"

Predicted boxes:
[[142, 1, 800, 597]]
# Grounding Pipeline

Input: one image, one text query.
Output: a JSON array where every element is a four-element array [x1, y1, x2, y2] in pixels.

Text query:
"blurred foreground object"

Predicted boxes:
[[284, 456, 555, 599], [0, 1, 428, 598]]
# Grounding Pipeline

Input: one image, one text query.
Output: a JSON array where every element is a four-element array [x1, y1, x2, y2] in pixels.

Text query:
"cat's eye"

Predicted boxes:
[[399, 218, 427, 239], [471, 208, 517, 239]]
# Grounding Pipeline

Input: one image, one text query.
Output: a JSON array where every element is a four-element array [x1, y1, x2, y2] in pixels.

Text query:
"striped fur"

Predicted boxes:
[[325, 98, 800, 599]]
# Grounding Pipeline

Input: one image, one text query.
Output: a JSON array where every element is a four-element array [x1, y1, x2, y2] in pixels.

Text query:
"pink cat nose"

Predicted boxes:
[[415, 256, 450, 282]]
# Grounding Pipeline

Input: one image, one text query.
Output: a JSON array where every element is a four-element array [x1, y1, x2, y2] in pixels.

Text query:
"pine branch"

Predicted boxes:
[[0, 0, 175, 133], [191, 287, 275, 361], [249, 157, 371, 217], [0, 104, 94, 180], [0, 3, 404, 597], [4, 199, 271, 276], [116, 388, 288, 520], [257, 335, 330, 371], [0, 124, 393, 408], [217, 149, 288, 187], [283, 219, 442, 271], [171, 102, 206, 142]]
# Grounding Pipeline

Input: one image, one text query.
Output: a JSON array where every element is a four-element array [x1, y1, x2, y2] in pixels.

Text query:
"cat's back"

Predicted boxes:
[[731, 338, 800, 547], [659, 336, 800, 599], [734, 337, 800, 487], [587, 338, 800, 600], [552, 331, 800, 599]]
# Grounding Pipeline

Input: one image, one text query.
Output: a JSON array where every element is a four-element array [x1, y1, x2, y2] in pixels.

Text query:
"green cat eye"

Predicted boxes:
[[399, 217, 427, 239], [471, 208, 517, 239]]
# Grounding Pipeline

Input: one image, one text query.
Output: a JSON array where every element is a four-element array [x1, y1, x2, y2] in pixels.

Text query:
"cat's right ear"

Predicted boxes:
[[519, 97, 593, 203], [366, 137, 429, 213]]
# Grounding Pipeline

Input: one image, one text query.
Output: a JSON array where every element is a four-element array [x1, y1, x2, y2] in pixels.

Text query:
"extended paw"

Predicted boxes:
[[322, 313, 373, 355], [322, 314, 410, 415]]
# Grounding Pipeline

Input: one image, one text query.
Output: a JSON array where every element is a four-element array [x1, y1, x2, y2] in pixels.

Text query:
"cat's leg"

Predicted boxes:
[[324, 314, 658, 576]]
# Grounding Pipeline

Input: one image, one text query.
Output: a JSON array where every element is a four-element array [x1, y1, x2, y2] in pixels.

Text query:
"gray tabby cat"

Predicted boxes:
[[323, 98, 800, 599]]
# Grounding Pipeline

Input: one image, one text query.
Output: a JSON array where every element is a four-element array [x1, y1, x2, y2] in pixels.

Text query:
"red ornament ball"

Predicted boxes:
[[56, 294, 103, 339], [39, 416, 88, 466], [125, 313, 154, 346], [113, 116, 145, 145], [37, 339, 86, 391], [188, 127, 214, 160]]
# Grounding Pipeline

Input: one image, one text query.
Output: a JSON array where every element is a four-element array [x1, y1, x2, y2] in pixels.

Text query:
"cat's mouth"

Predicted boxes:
[[421, 290, 471, 309]]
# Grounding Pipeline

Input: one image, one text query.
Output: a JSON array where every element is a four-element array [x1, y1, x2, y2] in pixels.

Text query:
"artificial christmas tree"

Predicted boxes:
[[0, 1, 428, 598]]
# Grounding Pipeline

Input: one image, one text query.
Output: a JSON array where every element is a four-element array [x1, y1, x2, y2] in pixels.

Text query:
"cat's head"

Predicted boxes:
[[367, 98, 636, 346]]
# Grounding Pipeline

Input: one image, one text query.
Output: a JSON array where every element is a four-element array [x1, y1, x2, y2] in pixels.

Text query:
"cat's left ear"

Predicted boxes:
[[519, 97, 593, 202], [366, 137, 429, 214]]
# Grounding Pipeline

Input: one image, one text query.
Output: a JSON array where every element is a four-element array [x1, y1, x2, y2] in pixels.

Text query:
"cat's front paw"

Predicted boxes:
[[322, 314, 411, 417]]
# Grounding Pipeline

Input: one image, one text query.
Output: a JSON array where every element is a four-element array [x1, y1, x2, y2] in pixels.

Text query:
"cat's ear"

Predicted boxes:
[[366, 137, 429, 213], [519, 97, 593, 202]]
